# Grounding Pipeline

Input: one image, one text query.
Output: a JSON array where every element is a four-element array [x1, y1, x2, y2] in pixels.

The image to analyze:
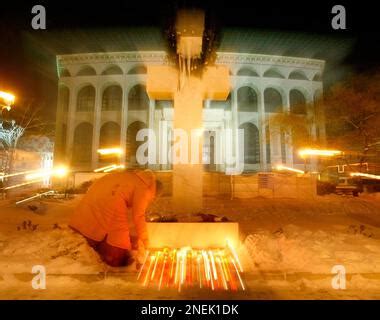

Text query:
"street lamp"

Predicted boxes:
[[298, 148, 342, 172], [0, 91, 15, 111], [97, 148, 123, 156], [298, 148, 342, 158]]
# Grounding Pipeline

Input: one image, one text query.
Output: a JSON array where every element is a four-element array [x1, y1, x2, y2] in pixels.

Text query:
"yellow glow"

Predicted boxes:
[[3, 179, 42, 190], [0, 90, 15, 107], [25, 166, 69, 180], [94, 164, 117, 172], [137, 243, 245, 291], [53, 166, 69, 178], [350, 172, 380, 180], [298, 148, 342, 158], [275, 165, 305, 174], [103, 164, 125, 173], [0, 170, 38, 179], [195, 128, 204, 137], [97, 148, 123, 156]]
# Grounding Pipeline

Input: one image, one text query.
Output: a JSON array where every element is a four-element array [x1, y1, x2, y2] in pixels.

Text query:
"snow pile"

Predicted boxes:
[[0, 226, 103, 275], [244, 224, 380, 274]]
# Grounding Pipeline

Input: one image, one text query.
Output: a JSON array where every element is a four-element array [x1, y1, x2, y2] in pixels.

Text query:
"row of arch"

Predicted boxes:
[[59, 84, 149, 112], [67, 121, 292, 167], [60, 65, 147, 77], [236, 86, 308, 114], [210, 87, 310, 114], [60, 65, 321, 82], [236, 68, 321, 81], [59, 84, 312, 114], [66, 121, 146, 166], [68, 121, 261, 167]]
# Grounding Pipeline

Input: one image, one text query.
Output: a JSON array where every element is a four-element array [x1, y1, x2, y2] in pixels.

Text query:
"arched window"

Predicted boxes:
[[209, 94, 231, 110], [102, 65, 123, 75], [238, 87, 258, 112], [126, 121, 147, 168], [59, 86, 70, 112], [72, 122, 93, 165], [290, 89, 307, 115], [102, 86, 122, 111], [127, 65, 147, 74], [77, 66, 96, 76], [263, 68, 285, 79], [128, 85, 149, 111], [99, 122, 120, 148], [239, 123, 260, 165], [99, 122, 121, 163], [236, 68, 259, 77], [289, 70, 308, 80], [77, 86, 95, 112], [264, 88, 283, 113]]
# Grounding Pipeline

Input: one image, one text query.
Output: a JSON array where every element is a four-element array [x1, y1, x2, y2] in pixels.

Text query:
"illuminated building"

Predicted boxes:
[[54, 29, 326, 173]]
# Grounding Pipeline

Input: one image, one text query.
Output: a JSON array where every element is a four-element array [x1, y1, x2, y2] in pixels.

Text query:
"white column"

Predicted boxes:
[[120, 86, 128, 166], [231, 89, 240, 170], [54, 85, 64, 165], [308, 95, 317, 140], [65, 86, 77, 165], [271, 127, 282, 164], [91, 84, 102, 170], [258, 88, 267, 170], [159, 115, 169, 170], [307, 94, 318, 171], [284, 90, 293, 166]]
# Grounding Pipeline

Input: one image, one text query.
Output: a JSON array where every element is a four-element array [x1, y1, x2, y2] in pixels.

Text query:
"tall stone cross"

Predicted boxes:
[[146, 10, 230, 215]]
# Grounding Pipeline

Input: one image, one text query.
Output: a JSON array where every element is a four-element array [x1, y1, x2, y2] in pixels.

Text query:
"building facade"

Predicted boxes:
[[54, 51, 325, 173]]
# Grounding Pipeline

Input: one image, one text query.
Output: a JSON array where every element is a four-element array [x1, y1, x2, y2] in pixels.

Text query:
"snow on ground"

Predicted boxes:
[[1, 194, 380, 299]]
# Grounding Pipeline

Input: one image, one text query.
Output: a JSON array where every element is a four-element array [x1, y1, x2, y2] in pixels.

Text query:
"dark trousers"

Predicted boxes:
[[86, 236, 134, 267], [70, 226, 134, 267]]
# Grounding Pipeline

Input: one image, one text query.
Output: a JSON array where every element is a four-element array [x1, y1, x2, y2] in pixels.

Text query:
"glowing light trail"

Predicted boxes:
[[350, 172, 380, 180], [137, 250, 150, 281], [137, 244, 245, 292], [15, 190, 55, 205], [275, 165, 305, 175], [2, 179, 42, 190], [0, 169, 43, 180], [103, 165, 124, 173], [227, 240, 243, 272], [298, 148, 342, 158], [94, 164, 117, 173], [97, 148, 123, 155], [24, 166, 68, 181]]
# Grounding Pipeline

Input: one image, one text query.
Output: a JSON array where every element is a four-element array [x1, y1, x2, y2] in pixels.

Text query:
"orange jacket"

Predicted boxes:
[[69, 170, 156, 249]]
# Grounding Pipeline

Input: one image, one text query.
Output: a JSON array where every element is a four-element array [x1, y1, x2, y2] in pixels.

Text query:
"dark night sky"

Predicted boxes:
[[0, 0, 379, 129]]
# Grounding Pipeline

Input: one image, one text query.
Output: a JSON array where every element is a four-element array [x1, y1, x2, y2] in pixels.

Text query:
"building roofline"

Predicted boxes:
[[57, 50, 325, 70]]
